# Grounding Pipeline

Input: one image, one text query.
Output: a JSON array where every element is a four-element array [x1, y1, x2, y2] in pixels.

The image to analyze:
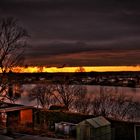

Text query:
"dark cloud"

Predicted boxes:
[[25, 50, 140, 66], [0, 0, 140, 66]]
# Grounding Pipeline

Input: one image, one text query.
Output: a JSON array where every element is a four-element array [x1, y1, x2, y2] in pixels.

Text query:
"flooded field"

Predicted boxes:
[[15, 85, 140, 106]]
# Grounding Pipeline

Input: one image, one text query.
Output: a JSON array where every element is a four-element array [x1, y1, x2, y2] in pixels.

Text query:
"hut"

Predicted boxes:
[[109, 118, 140, 140], [77, 116, 111, 140], [0, 105, 34, 132]]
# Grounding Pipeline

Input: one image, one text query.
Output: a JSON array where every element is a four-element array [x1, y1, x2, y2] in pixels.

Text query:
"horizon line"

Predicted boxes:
[[7, 65, 140, 73]]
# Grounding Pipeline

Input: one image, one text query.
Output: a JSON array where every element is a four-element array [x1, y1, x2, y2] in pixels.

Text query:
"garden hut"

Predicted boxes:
[[0, 106, 34, 130], [77, 116, 111, 140]]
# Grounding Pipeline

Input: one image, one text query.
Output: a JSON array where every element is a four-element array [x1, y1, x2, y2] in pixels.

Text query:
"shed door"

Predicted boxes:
[[136, 126, 140, 140]]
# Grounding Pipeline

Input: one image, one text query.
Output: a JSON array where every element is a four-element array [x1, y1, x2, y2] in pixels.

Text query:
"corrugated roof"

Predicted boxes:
[[84, 116, 110, 128], [86, 118, 100, 128], [94, 116, 110, 126]]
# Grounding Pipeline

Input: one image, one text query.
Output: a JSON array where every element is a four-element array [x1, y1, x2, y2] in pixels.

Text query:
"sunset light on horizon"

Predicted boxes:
[[10, 65, 140, 73]]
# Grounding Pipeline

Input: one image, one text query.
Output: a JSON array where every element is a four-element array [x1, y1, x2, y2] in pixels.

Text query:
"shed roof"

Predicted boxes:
[[0, 102, 23, 109], [0, 106, 34, 112], [80, 116, 111, 128]]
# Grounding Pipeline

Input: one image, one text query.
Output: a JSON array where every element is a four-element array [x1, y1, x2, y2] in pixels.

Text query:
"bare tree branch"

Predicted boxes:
[[29, 84, 55, 109], [0, 17, 28, 101], [91, 86, 139, 121], [54, 84, 88, 110]]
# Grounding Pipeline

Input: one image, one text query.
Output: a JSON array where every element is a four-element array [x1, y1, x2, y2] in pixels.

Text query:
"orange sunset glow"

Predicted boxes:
[[10, 65, 140, 73]]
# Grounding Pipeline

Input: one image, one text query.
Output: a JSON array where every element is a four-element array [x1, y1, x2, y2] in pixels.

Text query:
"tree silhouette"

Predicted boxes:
[[29, 84, 55, 109], [54, 84, 87, 110], [0, 17, 28, 101], [91, 87, 138, 120]]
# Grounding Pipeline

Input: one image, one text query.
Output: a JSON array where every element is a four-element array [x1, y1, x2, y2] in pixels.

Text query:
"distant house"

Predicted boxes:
[[77, 116, 111, 140], [0, 104, 34, 131]]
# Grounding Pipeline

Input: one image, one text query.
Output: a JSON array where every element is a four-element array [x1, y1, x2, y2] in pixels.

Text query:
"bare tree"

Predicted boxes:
[[91, 87, 138, 120], [74, 95, 91, 114], [54, 84, 87, 110], [29, 84, 55, 109], [0, 17, 28, 101]]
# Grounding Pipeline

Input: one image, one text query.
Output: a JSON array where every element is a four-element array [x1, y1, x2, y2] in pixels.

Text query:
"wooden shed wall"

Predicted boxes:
[[20, 109, 33, 124]]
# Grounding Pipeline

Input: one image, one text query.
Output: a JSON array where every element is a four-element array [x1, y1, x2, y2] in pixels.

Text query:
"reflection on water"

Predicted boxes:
[[15, 84, 140, 106]]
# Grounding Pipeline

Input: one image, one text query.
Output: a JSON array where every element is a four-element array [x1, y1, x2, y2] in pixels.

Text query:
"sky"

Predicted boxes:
[[0, 0, 140, 67]]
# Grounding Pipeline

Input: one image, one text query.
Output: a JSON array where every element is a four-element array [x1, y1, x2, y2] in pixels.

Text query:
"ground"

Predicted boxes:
[[0, 135, 14, 140], [15, 135, 63, 140], [0, 134, 75, 140]]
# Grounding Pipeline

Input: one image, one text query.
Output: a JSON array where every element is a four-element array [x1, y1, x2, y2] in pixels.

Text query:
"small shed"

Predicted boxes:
[[77, 116, 111, 140], [0, 106, 34, 129]]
